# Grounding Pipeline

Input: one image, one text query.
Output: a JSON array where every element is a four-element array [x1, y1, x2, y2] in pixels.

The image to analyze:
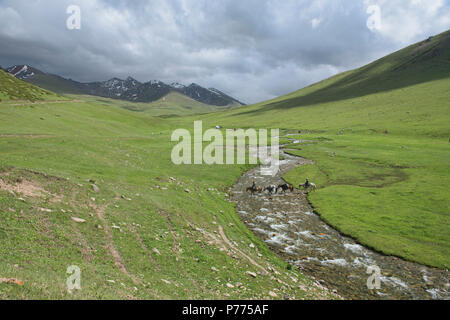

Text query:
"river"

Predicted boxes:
[[230, 138, 449, 300]]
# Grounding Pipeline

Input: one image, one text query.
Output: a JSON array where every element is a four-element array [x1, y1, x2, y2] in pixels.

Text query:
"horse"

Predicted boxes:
[[277, 183, 294, 193], [246, 181, 257, 195], [299, 182, 317, 192], [245, 186, 257, 194], [264, 185, 277, 195], [246, 182, 262, 195]]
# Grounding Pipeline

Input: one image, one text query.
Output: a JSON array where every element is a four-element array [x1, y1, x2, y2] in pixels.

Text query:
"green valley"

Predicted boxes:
[[0, 29, 449, 301], [198, 30, 450, 269]]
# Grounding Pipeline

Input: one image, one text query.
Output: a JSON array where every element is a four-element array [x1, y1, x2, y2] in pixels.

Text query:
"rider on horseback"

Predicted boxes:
[[304, 178, 310, 188]]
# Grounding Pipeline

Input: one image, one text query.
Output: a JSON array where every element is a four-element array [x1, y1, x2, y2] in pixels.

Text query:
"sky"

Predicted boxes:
[[0, 0, 449, 104]]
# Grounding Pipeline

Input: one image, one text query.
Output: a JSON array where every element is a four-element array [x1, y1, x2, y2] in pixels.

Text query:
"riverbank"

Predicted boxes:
[[230, 139, 449, 300]]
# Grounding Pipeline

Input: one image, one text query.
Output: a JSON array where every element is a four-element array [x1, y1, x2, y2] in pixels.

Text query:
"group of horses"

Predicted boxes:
[[246, 181, 316, 195]]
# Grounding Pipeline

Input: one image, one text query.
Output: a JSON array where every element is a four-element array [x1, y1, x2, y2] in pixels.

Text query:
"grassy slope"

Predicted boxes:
[[66, 92, 237, 117], [25, 73, 85, 95], [0, 99, 330, 299], [0, 69, 63, 102], [1, 29, 448, 300], [196, 30, 450, 268]]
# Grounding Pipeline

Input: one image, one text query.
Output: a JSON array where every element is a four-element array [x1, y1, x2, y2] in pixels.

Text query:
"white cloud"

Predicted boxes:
[[0, 6, 26, 37], [311, 18, 322, 29], [364, 0, 450, 44], [0, 0, 449, 103]]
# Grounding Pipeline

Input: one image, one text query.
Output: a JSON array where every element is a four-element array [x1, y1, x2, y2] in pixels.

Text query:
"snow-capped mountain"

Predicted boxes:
[[81, 77, 143, 99], [170, 82, 186, 89], [7, 65, 43, 80], [121, 80, 172, 102], [6, 65, 245, 106]]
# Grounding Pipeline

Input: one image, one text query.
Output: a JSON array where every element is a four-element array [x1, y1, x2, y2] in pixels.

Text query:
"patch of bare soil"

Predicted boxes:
[[0, 176, 62, 203]]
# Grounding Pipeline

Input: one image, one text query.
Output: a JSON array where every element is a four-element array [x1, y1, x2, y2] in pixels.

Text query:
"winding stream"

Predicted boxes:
[[230, 138, 449, 300]]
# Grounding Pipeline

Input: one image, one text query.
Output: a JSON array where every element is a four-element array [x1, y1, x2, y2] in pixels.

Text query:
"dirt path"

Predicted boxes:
[[128, 225, 161, 271], [0, 99, 84, 106], [230, 139, 449, 300], [0, 134, 55, 138], [218, 225, 268, 275], [91, 198, 140, 285], [158, 209, 182, 262]]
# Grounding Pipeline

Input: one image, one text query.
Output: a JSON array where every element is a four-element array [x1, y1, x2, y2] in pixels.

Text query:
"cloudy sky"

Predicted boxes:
[[0, 0, 449, 103]]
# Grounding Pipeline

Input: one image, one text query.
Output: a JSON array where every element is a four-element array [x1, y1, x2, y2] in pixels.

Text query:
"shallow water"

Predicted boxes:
[[230, 141, 449, 300]]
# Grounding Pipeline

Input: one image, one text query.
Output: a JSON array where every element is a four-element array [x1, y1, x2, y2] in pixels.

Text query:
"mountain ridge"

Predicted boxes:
[[6, 65, 245, 107]]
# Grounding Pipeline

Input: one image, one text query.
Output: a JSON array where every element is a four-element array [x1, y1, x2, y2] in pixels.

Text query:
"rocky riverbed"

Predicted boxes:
[[230, 139, 449, 300]]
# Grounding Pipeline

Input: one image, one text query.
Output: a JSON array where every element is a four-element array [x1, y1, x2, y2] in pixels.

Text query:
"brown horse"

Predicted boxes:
[[246, 186, 256, 194], [247, 184, 263, 195], [246, 182, 258, 195], [278, 183, 294, 193]]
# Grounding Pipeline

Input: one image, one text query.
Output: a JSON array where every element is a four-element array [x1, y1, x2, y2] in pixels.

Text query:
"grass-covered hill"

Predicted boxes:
[[0, 69, 63, 102], [198, 30, 450, 269], [70, 91, 240, 117], [251, 30, 450, 112], [22, 72, 86, 95], [0, 95, 331, 299]]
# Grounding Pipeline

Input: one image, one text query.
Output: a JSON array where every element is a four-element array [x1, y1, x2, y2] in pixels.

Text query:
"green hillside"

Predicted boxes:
[[0, 69, 62, 102], [197, 30, 450, 268], [70, 91, 237, 117], [253, 30, 450, 112], [25, 73, 85, 95], [0, 98, 329, 299], [143, 91, 240, 116]]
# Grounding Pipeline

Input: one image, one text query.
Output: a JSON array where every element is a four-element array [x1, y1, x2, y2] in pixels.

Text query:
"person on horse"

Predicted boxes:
[[304, 178, 310, 189]]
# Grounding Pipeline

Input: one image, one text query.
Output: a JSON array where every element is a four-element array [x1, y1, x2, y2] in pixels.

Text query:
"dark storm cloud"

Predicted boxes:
[[0, 0, 449, 103]]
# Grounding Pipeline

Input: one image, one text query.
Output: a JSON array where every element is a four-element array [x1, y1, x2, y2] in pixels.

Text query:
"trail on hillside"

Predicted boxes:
[[230, 138, 449, 300], [218, 225, 268, 275], [90, 197, 140, 285], [0, 99, 84, 106]]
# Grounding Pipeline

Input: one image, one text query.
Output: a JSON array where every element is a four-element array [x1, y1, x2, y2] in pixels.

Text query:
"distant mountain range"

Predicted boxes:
[[5, 65, 245, 107]]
